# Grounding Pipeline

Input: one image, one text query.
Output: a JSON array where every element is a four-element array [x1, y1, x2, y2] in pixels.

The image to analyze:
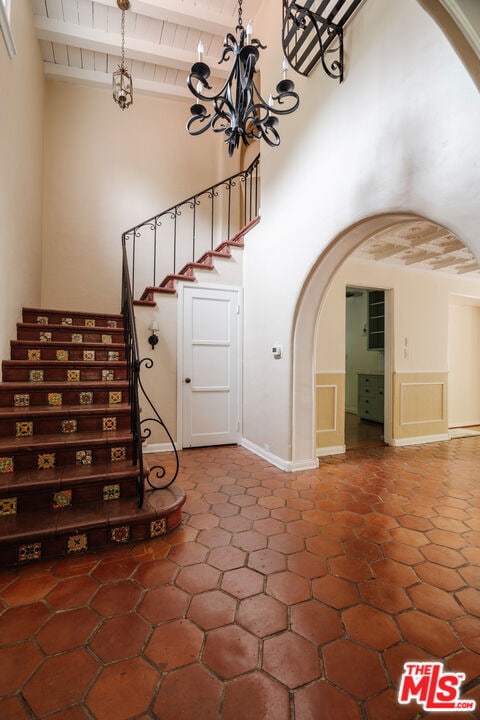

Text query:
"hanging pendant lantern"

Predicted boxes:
[[113, 0, 133, 110]]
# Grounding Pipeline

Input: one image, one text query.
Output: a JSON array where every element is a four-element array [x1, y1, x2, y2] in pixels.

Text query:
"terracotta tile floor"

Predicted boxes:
[[1, 440, 480, 719]]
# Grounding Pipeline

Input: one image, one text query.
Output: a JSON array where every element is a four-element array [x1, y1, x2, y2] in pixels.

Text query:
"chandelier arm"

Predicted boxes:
[[270, 89, 300, 114], [260, 125, 281, 147], [249, 79, 300, 117], [220, 33, 239, 64], [186, 111, 214, 136], [250, 38, 267, 51]]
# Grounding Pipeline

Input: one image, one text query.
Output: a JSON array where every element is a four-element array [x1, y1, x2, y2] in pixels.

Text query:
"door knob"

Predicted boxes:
[[185, 377, 191, 383]]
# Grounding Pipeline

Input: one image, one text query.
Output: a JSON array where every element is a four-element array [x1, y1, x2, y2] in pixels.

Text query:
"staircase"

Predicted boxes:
[[138, 217, 259, 302], [0, 307, 185, 567]]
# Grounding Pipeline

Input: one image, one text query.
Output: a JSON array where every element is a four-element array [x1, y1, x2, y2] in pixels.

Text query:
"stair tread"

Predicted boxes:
[[18, 323, 124, 332], [0, 429, 133, 453], [0, 403, 131, 419], [11, 340, 126, 348], [0, 380, 128, 389], [0, 488, 185, 544], [3, 360, 127, 367], [23, 307, 123, 319], [0, 461, 140, 491]]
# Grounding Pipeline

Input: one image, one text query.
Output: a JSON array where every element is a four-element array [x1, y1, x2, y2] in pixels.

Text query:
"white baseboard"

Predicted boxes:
[[390, 433, 449, 447], [241, 438, 318, 472], [290, 458, 320, 471], [240, 438, 291, 471], [144, 442, 180, 453], [316, 445, 346, 457]]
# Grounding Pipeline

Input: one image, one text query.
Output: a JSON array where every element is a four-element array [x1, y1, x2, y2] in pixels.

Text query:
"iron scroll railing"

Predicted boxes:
[[121, 242, 180, 508], [121, 154, 260, 505], [123, 154, 260, 299]]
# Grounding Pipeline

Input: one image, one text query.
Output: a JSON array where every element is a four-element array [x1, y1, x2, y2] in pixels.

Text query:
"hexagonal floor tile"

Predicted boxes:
[[323, 639, 387, 700], [236, 593, 288, 637], [86, 656, 159, 720], [23, 649, 99, 716], [187, 589, 237, 630], [203, 625, 259, 679], [223, 672, 290, 720], [291, 600, 343, 645], [145, 619, 203, 670], [153, 664, 222, 720], [89, 612, 150, 662], [221, 567, 264, 598], [263, 631, 320, 688]]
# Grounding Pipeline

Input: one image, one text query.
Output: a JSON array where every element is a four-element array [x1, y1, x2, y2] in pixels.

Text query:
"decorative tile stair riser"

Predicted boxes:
[[0, 306, 185, 566]]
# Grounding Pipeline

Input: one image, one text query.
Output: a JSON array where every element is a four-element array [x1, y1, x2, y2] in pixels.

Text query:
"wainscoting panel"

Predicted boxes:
[[315, 373, 345, 454], [393, 372, 448, 441]]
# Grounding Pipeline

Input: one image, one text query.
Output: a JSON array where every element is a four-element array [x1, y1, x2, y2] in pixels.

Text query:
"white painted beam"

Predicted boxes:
[[94, 0, 233, 36], [34, 15, 228, 77], [44, 61, 192, 101]]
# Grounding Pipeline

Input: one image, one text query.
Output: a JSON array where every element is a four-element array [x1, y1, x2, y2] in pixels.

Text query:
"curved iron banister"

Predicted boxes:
[[121, 245, 179, 508], [123, 153, 260, 299], [121, 155, 260, 504]]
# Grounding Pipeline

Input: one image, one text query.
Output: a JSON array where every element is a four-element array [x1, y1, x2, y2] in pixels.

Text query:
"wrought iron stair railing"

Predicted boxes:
[[121, 247, 180, 508], [123, 154, 260, 300], [120, 154, 260, 507]]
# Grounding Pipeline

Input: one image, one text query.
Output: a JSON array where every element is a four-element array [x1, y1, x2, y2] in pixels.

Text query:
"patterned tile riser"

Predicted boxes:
[[0, 387, 127, 408], [29, 314, 120, 325], [0, 309, 145, 564], [16, 421, 33, 438], [1, 479, 138, 516], [53, 490, 73, 509], [3, 445, 131, 473], [0, 497, 17, 516], [18, 542, 41, 563]]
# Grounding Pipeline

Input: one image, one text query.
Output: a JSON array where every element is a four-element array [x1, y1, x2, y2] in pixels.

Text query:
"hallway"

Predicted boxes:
[[1, 439, 479, 719]]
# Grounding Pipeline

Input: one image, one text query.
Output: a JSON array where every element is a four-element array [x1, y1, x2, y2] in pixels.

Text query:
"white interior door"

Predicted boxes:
[[182, 286, 241, 447]]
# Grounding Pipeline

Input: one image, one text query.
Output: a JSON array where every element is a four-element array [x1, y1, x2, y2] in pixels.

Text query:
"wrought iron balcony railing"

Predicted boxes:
[[282, 0, 365, 80]]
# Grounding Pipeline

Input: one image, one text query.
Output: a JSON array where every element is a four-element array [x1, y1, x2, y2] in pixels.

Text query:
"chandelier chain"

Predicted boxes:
[[237, 0, 243, 29], [120, 9, 126, 68]]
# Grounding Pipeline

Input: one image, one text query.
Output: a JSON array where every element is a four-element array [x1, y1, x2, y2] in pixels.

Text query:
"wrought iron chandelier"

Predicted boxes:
[[112, 0, 133, 110], [186, 0, 300, 156]]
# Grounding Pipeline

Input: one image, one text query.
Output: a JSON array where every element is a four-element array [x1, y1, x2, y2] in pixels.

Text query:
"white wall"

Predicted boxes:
[[242, 0, 480, 467], [448, 299, 480, 426], [41, 81, 233, 314], [0, 1, 44, 358], [315, 257, 480, 418]]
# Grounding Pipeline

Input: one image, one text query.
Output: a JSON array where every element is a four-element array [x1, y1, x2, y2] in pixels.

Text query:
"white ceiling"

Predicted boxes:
[[32, 0, 261, 102], [353, 220, 480, 277]]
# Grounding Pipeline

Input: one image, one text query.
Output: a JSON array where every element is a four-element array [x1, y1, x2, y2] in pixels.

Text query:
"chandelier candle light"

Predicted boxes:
[[186, 0, 300, 156], [112, 0, 133, 110]]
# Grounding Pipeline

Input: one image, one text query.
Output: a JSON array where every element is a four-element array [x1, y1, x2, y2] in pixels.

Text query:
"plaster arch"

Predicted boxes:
[[291, 211, 460, 469], [417, 0, 480, 90]]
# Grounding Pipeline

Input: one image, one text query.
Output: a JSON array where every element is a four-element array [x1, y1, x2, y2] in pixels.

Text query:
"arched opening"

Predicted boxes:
[[291, 211, 480, 468]]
